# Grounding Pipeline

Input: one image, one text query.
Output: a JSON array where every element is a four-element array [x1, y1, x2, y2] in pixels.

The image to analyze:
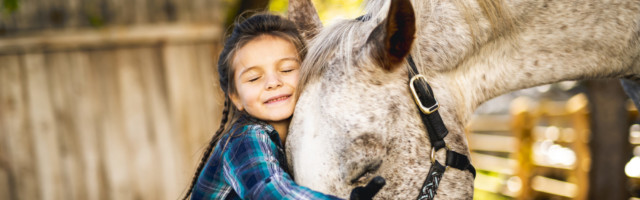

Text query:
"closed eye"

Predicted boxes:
[[248, 76, 260, 82], [349, 160, 382, 185], [282, 68, 296, 73]]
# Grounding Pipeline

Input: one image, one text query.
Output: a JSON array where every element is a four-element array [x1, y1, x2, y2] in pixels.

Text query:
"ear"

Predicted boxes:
[[229, 93, 244, 111], [366, 0, 416, 71], [288, 0, 323, 40]]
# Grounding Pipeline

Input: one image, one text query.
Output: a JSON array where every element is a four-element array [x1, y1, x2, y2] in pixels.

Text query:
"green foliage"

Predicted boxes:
[[87, 14, 104, 27], [269, 0, 364, 25], [474, 189, 512, 200], [2, 0, 19, 14]]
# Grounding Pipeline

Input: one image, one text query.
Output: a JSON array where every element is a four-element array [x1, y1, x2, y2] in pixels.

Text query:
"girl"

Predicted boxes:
[[182, 13, 341, 199]]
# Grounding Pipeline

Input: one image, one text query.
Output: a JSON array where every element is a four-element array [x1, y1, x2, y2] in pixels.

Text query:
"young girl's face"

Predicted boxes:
[[230, 35, 300, 123]]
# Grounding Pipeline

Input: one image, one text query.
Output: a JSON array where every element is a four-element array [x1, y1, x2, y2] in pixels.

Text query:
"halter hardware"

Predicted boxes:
[[407, 55, 476, 200], [409, 74, 440, 114], [430, 145, 450, 164]]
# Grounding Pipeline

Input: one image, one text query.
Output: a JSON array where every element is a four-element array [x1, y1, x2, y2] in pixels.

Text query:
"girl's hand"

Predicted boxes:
[[349, 176, 386, 200]]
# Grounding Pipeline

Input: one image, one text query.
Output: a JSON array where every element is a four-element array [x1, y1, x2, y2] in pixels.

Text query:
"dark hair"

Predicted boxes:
[[183, 13, 306, 200]]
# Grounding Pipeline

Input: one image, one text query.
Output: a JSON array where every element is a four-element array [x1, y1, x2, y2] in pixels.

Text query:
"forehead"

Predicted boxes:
[[232, 35, 298, 70]]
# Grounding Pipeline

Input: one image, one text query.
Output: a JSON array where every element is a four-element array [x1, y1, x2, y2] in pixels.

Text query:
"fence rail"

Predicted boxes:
[[469, 94, 639, 199]]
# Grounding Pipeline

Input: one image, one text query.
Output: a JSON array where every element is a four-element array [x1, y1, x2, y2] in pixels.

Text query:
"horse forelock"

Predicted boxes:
[[298, 19, 378, 94]]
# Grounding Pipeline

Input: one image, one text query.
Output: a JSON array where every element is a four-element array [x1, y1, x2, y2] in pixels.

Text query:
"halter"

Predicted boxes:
[[407, 55, 476, 200], [354, 15, 475, 199]]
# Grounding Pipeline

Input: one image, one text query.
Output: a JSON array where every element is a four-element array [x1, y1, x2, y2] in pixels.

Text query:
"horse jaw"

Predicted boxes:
[[287, 81, 343, 195]]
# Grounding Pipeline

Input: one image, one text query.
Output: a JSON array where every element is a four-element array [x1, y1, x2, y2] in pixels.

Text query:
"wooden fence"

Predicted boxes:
[[469, 93, 638, 199], [0, 23, 226, 200]]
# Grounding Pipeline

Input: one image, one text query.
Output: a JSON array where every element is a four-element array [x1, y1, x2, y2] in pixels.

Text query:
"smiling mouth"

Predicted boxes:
[[264, 95, 291, 104]]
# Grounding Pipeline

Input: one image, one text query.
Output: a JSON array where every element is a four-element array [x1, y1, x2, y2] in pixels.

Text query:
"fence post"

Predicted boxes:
[[567, 94, 590, 200], [511, 97, 534, 199]]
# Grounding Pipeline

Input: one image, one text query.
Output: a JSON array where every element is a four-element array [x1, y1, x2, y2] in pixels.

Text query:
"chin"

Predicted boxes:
[[264, 112, 293, 122]]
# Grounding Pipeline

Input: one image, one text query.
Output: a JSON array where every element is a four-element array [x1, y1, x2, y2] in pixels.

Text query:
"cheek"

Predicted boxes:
[[237, 85, 261, 105], [286, 72, 300, 88]]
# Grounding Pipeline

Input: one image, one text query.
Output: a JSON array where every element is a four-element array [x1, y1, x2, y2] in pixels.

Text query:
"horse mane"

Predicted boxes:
[[298, 19, 369, 95], [297, 0, 517, 93]]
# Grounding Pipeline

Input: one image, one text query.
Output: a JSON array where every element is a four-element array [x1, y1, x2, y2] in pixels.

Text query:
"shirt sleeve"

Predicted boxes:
[[221, 127, 343, 200]]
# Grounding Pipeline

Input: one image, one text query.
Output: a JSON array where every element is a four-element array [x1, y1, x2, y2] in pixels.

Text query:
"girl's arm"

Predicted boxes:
[[221, 127, 343, 200]]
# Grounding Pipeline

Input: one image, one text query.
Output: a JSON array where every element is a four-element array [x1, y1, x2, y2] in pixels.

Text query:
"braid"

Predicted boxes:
[[183, 99, 231, 200]]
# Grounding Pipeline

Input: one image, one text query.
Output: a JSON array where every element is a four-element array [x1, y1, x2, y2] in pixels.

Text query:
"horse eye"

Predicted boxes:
[[353, 171, 374, 185], [349, 160, 382, 185]]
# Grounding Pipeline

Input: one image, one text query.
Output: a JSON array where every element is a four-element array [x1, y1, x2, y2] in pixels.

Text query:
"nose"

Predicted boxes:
[[265, 73, 283, 90]]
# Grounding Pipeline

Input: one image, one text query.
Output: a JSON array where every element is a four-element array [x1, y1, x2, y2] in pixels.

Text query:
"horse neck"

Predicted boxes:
[[410, 0, 640, 123]]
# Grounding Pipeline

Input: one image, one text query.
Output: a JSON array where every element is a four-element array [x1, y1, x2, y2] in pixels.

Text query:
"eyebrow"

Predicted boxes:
[[238, 57, 300, 77]]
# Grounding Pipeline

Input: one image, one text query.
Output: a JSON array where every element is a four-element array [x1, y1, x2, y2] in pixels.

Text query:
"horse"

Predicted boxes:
[[285, 0, 640, 199]]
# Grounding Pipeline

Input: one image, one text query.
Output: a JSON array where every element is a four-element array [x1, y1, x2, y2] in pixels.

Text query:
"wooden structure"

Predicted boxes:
[[469, 92, 638, 199], [0, 1, 229, 199]]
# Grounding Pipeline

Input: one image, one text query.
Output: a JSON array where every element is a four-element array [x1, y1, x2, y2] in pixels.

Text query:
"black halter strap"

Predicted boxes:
[[406, 55, 476, 200]]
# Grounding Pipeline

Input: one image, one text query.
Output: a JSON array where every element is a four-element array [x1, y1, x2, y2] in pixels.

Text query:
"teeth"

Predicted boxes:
[[266, 96, 288, 103]]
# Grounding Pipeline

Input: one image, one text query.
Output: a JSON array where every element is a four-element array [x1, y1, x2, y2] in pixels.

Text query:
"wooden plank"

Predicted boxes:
[[0, 23, 222, 54], [0, 55, 34, 200], [473, 173, 517, 197], [470, 152, 516, 175], [208, 0, 224, 22], [14, 0, 37, 32], [195, 43, 223, 147], [147, 0, 169, 23], [23, 52, 65, 200], [510, 97, 535, 200], [68, 50, 103, 200], [531, 176, 577, 198], [89, 49, 134, 200], [115, 47, 158, 200], [173, 0, 191, 22], [568, 94, 590, 200], [105, 0, 132, 25], [192, 0, 206, 23], [468, 133, 516, 153], [132, 0, 149, 24], [49, 0, 68, 28], [585, 80, 631, 200], [47, 51, 87, 200], [162, 44, 208, 189], [138, 46, 182, 199], [65, 0, 82, 28], [0, 168, 9, 200]]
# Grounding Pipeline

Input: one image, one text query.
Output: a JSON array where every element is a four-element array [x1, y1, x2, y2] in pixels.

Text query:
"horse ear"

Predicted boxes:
[[366, 0, 416, 71], [288, 0, 323, 40]]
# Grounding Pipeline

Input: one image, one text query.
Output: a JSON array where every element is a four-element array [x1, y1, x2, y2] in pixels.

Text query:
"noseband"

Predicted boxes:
[[407, 55, 476, 200]]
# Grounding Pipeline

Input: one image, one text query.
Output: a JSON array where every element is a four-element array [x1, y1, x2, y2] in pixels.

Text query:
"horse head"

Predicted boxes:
[[286, 0, 640, 199], [286, 0, 474, 198]]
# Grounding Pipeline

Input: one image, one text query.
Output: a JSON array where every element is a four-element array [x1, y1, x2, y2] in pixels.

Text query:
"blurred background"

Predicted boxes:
[[0, 0, 638, 199]]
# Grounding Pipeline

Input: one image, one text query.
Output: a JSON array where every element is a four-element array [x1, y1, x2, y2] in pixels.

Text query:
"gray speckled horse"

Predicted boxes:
[[285, 0, 640, 199]]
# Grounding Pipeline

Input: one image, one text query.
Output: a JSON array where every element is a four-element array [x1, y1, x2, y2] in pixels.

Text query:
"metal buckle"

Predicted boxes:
[[409, 74, 439, 114], [430, 145, 450, 164]]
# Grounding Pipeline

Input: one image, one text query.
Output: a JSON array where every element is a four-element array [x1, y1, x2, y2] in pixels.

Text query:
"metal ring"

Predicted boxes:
[[429, 145, 451, 164]]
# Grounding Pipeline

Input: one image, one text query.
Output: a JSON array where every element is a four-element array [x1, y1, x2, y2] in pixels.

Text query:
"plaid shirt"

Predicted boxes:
[[191, 114, 342, 200]]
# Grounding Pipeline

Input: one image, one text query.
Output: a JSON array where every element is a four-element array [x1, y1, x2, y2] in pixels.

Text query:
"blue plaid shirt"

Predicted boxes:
[[191, 114, 342, 200]]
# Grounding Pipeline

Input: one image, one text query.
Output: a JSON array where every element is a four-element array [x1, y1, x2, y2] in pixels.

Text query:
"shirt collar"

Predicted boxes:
[[238, 113, 276, 134]]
